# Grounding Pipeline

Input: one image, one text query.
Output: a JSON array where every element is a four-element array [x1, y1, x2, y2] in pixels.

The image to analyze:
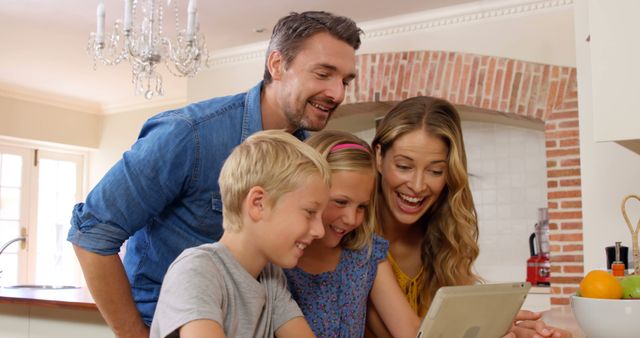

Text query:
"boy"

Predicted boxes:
[[150, 130, 331, 338]]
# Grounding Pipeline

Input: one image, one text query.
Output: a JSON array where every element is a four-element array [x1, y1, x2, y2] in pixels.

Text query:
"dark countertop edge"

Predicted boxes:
[[0, 295, 98, 310], [0, 287, 99, 311]]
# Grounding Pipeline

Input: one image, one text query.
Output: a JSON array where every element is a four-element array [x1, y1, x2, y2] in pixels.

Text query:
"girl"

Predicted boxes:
[[284, 130, 420, 338]]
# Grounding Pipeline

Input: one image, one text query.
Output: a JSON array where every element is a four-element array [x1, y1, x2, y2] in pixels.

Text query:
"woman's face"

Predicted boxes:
[[320, 169, 375, 249], [376, 128, 449, 227]]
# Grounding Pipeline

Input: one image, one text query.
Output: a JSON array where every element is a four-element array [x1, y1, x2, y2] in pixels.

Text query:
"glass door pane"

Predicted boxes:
[[0, 146, 31, 286], [32, 151, 84, 286]]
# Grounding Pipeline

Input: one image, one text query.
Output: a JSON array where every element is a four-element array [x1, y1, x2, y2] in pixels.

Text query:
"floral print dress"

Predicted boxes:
[[284, 235, 389, 338]]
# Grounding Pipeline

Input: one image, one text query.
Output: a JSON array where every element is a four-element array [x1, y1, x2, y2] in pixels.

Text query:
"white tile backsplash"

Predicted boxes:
[[464, 121, 547, 283]]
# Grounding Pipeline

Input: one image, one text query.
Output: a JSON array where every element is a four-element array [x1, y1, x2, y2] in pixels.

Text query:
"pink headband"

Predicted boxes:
[[330, 143, 370, 154]]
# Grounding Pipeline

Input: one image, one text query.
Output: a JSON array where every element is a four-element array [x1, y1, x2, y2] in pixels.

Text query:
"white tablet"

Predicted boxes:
[[416, 282, 531, 338]]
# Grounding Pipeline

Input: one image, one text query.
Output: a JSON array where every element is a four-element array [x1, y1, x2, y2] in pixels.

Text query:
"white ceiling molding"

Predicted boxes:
[[209, 0, 573, 67], [362, 0, 573, 39], [209, 40, 270, 67], [0, 83, 102, 115]]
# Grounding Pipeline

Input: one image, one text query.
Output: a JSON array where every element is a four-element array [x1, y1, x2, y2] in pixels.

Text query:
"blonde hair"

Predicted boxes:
[[305, 130, 375, 251], [372, 96, 481, 311], [219, 130, 331, 231]]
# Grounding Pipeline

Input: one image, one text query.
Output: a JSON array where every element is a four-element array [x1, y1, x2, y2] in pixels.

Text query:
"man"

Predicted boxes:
[[68, 11, 361, 338]]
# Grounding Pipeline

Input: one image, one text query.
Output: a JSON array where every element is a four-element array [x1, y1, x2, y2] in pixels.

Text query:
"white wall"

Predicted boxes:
[[188, 52, 265, 102], [0, 95, 101, 149], [574, 0, 640, 273]]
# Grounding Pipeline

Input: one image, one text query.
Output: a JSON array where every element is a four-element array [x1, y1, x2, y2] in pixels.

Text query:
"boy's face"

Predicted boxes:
[[257, 174, 329, 268], [275, 32, 357, 132]]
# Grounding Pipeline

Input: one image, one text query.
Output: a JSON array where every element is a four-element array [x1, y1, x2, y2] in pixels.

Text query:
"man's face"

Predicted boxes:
[[276, 32, 357, 132]]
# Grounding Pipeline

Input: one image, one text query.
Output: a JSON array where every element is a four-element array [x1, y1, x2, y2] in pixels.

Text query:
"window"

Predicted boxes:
[[0, 142, 85, 286]]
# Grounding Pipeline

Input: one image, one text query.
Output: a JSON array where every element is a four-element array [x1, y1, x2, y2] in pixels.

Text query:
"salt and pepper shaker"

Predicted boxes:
[[612, 241, 626, 277]]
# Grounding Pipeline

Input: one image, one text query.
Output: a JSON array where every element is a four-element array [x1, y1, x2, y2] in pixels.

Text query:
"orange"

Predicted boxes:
[[579, 270, 623, 299]]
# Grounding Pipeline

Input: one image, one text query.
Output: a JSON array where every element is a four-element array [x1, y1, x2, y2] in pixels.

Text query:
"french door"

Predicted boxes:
[[0, 143, 85, 286]]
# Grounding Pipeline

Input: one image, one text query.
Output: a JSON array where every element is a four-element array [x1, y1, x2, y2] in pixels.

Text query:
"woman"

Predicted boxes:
[[285, 130, 420, 338], [366, 96, 569, 338]]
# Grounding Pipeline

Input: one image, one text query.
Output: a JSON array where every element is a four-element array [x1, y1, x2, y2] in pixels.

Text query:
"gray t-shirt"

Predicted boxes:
[[150, 242, 303, 338]]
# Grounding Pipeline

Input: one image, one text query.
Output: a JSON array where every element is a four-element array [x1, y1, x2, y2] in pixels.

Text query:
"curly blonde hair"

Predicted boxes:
[[372, 96, 481, 312], [305, 130, 376, 251]]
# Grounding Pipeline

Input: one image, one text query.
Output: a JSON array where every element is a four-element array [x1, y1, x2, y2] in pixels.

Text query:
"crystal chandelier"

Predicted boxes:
[[87, 0, 209, 99]]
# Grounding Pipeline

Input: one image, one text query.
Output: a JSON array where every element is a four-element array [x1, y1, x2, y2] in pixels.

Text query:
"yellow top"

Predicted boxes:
[[387, 253, 428, 317]]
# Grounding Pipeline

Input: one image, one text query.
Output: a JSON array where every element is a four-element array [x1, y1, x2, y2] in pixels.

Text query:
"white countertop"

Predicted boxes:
[[530, 286, 551, 294], [542, 306, 585, 338]]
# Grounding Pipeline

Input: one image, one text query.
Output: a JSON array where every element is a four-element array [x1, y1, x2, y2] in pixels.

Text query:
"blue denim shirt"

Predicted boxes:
[[68, 81, 307, 325]]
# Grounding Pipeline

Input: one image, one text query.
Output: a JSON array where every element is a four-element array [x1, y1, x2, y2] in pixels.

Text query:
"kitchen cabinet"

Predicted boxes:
[[587, 0, 640, 154], [0, 304, 111, 338], [0, 303, 28, 338], [0, 287, 110, 338]]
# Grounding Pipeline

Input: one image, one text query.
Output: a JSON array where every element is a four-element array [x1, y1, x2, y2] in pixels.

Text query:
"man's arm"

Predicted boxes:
[[275, 317, 315, 338], [69, 117, 199, 336], [74, 245, 149, 338]]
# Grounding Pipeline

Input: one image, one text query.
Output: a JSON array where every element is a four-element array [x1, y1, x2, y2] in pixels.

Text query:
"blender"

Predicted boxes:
[[526, 207, 551, 286]]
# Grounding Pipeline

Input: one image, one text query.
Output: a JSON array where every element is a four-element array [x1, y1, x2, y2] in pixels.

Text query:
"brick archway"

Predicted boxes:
[[346, 51, 581, 304]]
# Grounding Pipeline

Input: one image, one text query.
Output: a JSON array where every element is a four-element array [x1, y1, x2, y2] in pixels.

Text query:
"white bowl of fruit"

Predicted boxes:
[[571, 270, 640, 338]]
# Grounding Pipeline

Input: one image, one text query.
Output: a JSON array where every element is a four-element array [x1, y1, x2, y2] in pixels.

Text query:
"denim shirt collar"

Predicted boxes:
[[241, 81, 309, 142], [241, 81, 264, 142]]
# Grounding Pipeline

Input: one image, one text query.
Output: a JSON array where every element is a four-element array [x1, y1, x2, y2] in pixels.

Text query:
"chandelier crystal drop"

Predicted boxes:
[[87, 0, 209, 99]]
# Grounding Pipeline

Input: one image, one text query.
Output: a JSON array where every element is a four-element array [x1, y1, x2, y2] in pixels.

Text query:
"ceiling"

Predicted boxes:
[[0, 0, 477, 111]]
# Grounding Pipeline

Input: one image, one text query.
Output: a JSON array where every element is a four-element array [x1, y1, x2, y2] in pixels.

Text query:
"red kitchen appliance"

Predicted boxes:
[[527, 208, 550, 286]]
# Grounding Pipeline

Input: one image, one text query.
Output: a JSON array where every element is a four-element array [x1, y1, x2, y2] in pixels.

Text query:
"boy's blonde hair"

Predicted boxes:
[[219, 130, 331, 231], [305, 130, 375, 251]]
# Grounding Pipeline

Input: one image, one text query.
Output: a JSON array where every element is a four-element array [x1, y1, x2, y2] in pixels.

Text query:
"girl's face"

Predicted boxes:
[[376, 128, 449, 228], [320, 169, 375, 249]]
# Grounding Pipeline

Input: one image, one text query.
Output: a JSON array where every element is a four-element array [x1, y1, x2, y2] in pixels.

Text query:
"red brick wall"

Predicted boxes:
[[346, 51, 581, 304]]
